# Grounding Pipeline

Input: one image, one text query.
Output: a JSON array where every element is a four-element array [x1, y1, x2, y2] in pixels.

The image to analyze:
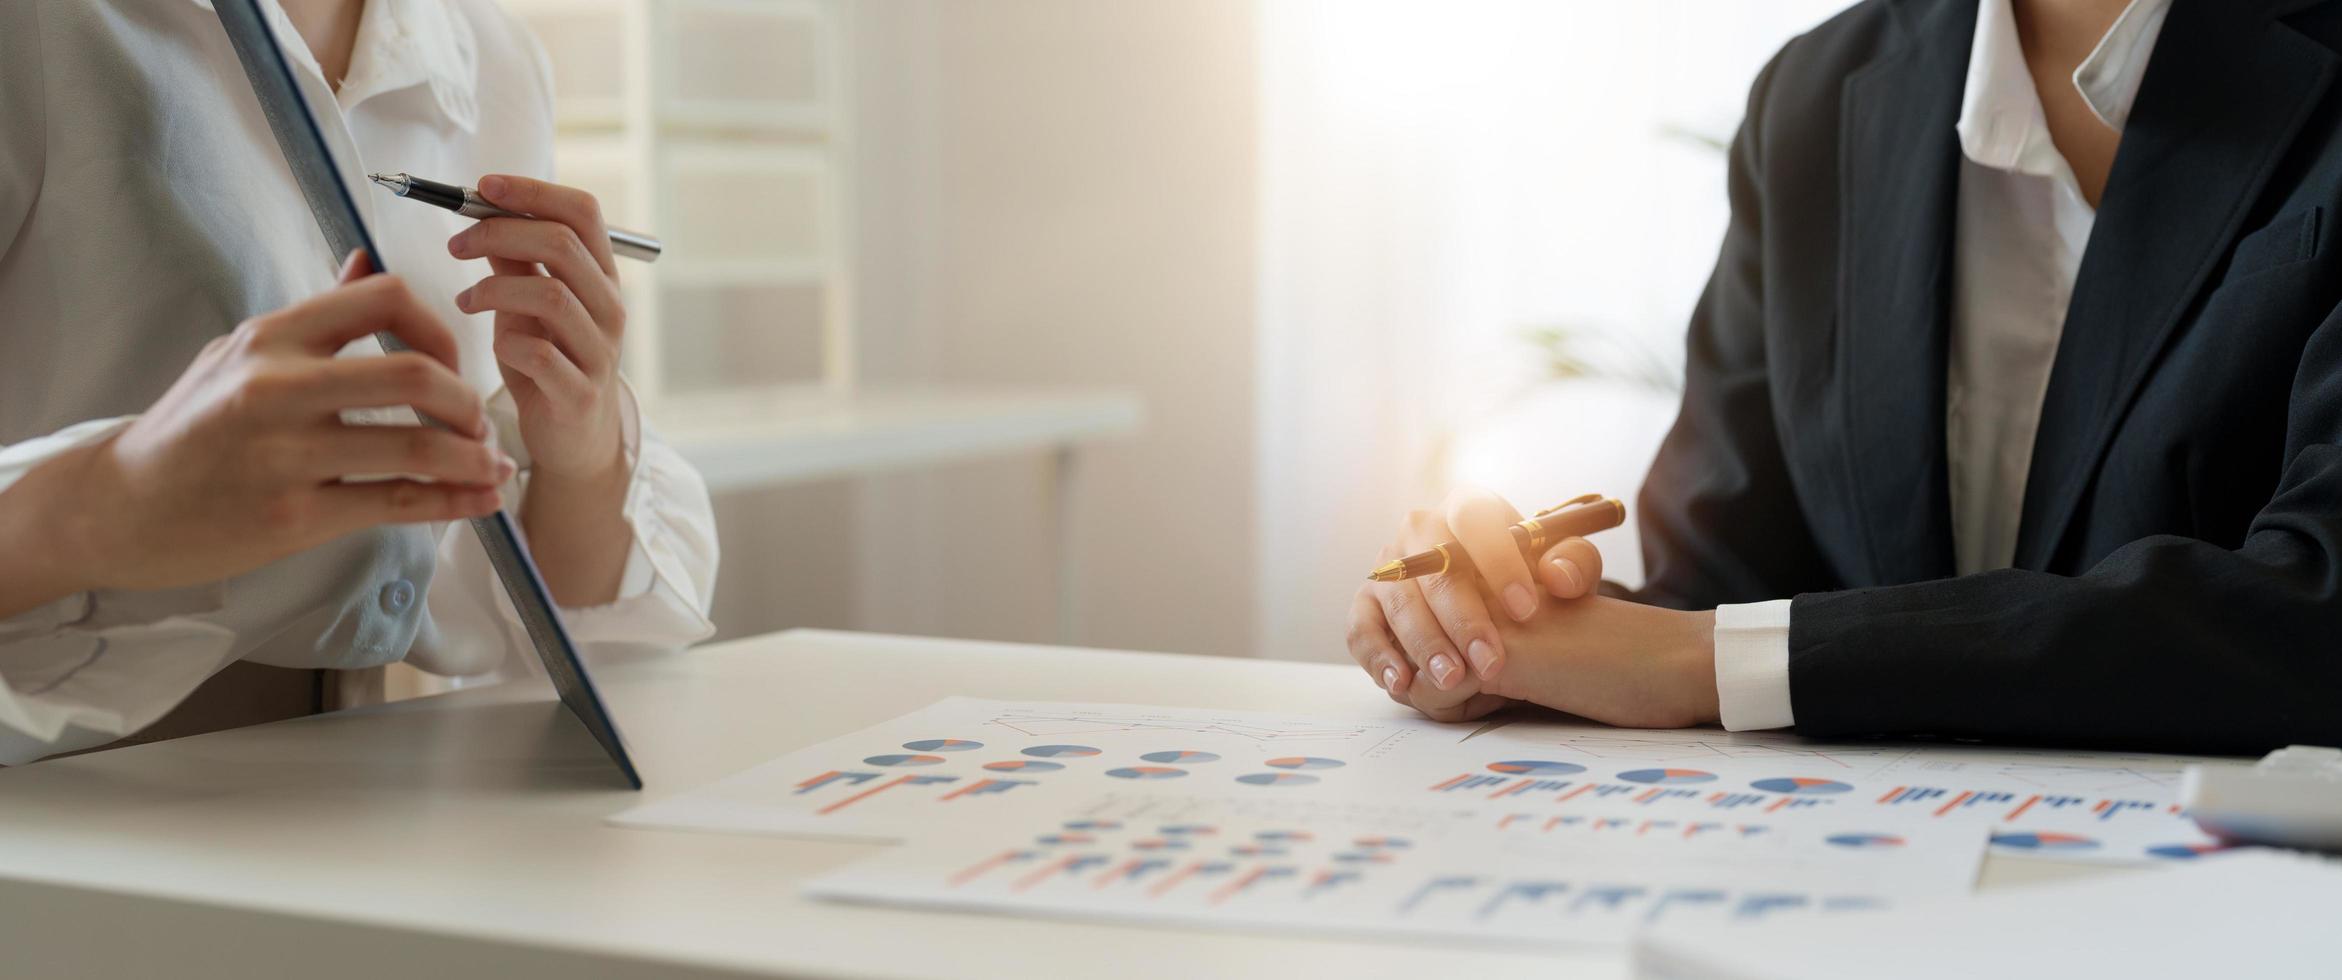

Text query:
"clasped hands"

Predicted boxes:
[[1346, 487, 1722, 727]]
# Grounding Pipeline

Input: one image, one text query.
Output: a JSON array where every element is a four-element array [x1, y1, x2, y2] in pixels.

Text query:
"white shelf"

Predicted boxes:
[[656, 387, 1145, 493]]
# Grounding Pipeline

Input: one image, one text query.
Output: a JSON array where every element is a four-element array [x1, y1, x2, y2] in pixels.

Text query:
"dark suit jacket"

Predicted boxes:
[[1635, 0, 2342, 753]]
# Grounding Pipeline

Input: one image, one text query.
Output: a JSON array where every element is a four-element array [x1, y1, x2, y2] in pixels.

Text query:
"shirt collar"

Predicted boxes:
[[191, 0, 479, 133], [1955, 0, 2171, 177]]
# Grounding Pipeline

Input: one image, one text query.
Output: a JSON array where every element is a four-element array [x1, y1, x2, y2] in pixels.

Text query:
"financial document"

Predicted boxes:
[[805, 791, 1986, 948], [613, 698, 2233, 946], [1467, 719, 2228, 864]]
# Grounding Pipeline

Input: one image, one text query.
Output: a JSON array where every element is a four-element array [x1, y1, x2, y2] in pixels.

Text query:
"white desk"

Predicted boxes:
[[0, 630, 2105, 979]]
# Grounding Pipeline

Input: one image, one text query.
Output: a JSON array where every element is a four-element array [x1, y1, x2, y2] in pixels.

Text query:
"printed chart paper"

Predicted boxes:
[[610, 698, 1472, 841], [1463, 720, 2231, 864], [804, 795, 1987, 948]]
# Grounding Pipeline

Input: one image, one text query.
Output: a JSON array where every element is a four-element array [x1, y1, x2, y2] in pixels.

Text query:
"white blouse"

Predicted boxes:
[[0, 0, 719, 763]]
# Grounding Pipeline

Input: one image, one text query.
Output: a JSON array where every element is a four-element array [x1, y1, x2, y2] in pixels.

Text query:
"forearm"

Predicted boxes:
[[519, 454, 633, 608], [0, 441, 110, 620]]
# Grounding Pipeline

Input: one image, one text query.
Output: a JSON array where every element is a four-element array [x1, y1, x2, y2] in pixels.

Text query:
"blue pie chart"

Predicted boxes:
[[1142, 750, 1221, 764], [1265, 756, 1345, 770], [863, 754, 945, 767], [1023, 744, 1103, 758], [1105, 766, 1187, 780], [902, 738, 984, 752], [1487, 760, 1587, 776], [1237, 772, 1320, 787]]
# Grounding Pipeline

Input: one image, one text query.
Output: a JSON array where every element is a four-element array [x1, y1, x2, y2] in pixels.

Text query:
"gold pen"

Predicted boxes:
[[1367, 494, 1626, 582]]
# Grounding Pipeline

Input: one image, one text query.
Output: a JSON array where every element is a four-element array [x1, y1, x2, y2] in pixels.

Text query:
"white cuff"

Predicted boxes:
[[1713, 599, 1794, 731]]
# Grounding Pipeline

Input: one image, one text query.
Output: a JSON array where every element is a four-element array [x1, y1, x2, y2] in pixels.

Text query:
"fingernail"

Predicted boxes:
[[480, 175, 506, 198], [1554, 558, 1585, 594], [1380, 666, 1398, 690], [447, 228, 470, 255], [1503, 583, 1536, 621], [1428, 654, 1459, 689], [494, 452, 516, 481], [1467, 639, 1500, 679]]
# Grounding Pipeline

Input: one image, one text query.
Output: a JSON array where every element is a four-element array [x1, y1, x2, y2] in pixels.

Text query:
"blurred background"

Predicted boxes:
[[503, 0, 1846, 665]]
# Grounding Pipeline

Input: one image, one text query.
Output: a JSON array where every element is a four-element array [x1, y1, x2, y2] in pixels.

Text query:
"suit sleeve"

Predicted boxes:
[[1790, 302, 2342, 753], [1630, 46, 1838, 611]]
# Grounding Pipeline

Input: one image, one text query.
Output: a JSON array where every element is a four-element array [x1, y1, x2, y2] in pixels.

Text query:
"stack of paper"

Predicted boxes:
[[1633, 850, 2342, 979]]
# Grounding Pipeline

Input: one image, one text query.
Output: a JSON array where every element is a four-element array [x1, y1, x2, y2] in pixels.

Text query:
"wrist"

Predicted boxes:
[[1674, 609, 1721, 726], [0, 440, 117, 613]]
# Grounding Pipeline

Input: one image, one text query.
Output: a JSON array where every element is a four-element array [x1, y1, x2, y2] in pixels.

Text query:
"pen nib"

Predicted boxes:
[[365, 172, 405, 192]]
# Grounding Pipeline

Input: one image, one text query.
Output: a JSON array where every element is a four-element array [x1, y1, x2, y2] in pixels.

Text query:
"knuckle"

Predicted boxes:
[[386, 480, 426, 515], [389, 355, 437, 396], [542, 280, 576, 317], [402, 427, 440, 468], [260, 490, 312, 534]]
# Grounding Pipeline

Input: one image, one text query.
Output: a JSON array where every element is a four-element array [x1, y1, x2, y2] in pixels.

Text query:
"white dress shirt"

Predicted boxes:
[[0, 0, 719, 763], [1711, 0, 2172, 731]]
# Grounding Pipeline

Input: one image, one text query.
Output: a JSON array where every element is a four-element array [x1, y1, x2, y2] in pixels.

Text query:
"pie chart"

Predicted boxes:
[[1487, 760, 1587, 776], [1062, 820, 1122, 831], [1160, 824, 1219, 836], [1105, 766, 1187, 780], [2146, 843, 2225, 859], [1991, 832, 2100, 851], [1353, 836, 1411, 849], [863, 753, 945, 767], [1023, 744, 1103, 758], [902, 738, 984, 752], [1751, 777, 1852, 795], [983, 759, 1064, 772], [1255, 830, 1314, 842], [1265, 756, 1345, 770], [1617, 768, 1717, 784], [1141, 750, 1221, 764], [1035, 832, 1094, 845], [1237, 772, 1319, 787], [1825, 833, 1906, 849]]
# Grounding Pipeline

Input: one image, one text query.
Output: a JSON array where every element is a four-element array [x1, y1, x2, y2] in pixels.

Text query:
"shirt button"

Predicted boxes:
[[380, 579, 418, 614]]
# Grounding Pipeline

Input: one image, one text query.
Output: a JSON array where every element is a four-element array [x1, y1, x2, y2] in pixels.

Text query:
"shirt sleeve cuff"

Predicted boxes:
[[1713, 598, 1795, 731]]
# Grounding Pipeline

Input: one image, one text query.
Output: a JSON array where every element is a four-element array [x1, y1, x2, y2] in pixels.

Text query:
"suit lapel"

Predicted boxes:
[[1837, 0, 1974, 584], [2014, 0, 2338, 569]]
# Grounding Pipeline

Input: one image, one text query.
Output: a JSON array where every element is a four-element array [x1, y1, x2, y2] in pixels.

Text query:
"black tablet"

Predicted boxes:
[[211, 0, 644, 789]]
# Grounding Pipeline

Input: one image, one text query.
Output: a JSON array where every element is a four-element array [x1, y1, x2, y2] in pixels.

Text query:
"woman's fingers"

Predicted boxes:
[[303, 424, 513, 487], [1444, 486, 1534, 621], [298, 352, 488, 439], [493, 331, 595, 406], [474, 174, 619, 276], [448, 218, 624, 329], [1373, 575, 1465, 691], [1347, 586, 1414, 695], [1538, 536, 1605, 599], [1398, 507, 1508, 684], [314, 479, 502, 537], [456, 274, 611, 376]]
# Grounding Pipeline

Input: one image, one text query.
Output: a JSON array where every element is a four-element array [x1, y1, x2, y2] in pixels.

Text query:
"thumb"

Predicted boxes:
[[337, 248, 375, 285]]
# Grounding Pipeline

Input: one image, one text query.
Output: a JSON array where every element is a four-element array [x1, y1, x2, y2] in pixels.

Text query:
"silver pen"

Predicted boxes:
[[366, 172, 663, 263]]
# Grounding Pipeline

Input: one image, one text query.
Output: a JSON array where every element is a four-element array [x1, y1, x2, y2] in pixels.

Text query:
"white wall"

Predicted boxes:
[[826, 0, 1263, 657]]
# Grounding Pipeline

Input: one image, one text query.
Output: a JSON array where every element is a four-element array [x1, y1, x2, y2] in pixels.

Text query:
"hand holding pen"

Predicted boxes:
[[1347, 489, 1621, 718]]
